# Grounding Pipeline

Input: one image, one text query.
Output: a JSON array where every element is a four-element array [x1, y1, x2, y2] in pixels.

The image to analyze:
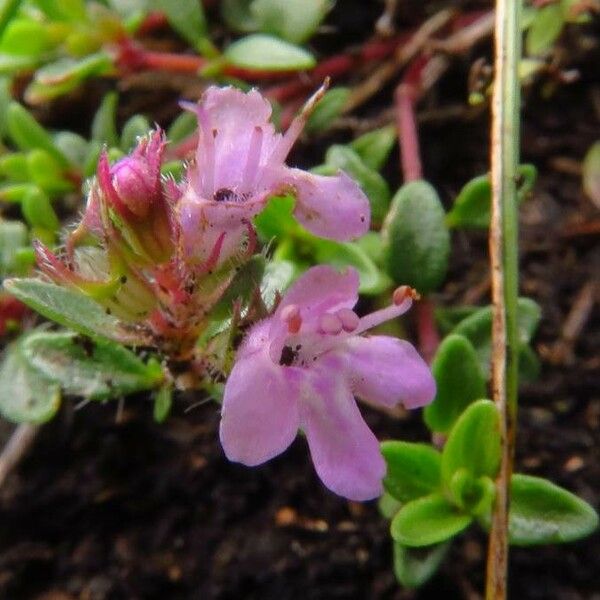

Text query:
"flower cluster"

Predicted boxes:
[[30, 84, 435, 500], [34, 85, 369, 356]]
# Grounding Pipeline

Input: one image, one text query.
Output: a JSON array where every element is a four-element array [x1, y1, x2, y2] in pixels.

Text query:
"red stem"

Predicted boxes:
[[394, 57, 441, 361], [415, 298, 440, 364]]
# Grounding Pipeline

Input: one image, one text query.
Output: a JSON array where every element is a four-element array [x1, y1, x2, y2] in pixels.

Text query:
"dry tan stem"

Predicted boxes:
[[0, 423, 40, 488], [343, 8, 454, 114]]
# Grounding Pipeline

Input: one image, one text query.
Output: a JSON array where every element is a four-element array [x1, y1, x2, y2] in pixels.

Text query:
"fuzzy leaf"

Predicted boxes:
[[446, 165, 537, 229], [224, 34, 315, 71], [382, 180, 450, 294], [381, 441, 442, 503], [393, 541, 450, 589], [3, 278, 145, 344], [451, 297, 541, 380], [120, 114, 151, 152], [22, 330, 163, 400], [441, 400, 500, 486], [391, 493, 472, 547], [424, 334, 486, 434], [0, 333, 61, 423]]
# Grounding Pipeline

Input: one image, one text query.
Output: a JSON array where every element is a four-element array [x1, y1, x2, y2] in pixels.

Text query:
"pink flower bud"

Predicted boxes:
[[112, 157, 156, 218]]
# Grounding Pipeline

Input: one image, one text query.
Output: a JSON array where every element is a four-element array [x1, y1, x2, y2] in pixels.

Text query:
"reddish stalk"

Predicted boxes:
[[394, 56, 441, 362]]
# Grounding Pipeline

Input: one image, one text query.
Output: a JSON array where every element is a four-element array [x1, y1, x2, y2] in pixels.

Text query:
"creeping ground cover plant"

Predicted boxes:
[[0, 0, 598, 593]]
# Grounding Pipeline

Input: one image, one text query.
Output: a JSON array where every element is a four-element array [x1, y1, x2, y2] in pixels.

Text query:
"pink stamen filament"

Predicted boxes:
[[242, 126, 263, 191]]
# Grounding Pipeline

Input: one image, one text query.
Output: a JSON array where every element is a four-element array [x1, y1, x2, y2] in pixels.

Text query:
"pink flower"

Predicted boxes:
[[219, 266, 436, 501], [177, 86, 370, 266]]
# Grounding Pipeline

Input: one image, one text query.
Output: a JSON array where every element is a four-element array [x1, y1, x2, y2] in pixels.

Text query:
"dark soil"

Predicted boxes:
[[1, 2, 599, 599]]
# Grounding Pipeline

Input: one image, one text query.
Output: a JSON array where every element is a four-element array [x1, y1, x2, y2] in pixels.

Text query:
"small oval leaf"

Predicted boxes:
[[381, 441, 442, 503], [382, 180, 450, 294], [424, 334, 487, 434], [441, 399, 501, 485], [224, 34, 316, 71], [391, 493, 472, 547]]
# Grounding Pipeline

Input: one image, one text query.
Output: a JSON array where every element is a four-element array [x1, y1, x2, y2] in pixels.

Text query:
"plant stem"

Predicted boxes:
[[485, 0, 522, 597]]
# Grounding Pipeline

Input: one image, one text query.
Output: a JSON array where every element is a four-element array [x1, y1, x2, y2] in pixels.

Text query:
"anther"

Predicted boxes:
[[393, 285, 420, 306], [281, 304, 302, 333], [336, 308, 360, 332], [319, 313, 343, 335]]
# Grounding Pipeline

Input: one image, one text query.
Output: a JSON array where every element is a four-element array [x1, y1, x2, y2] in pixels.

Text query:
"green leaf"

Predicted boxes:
[[435, 305, 480, 335], [26, 149, 73, 194], [25, 53, 113, 103], [0, 0, 23, 39], [120, 114, 151, 152], [311, 237, 390, 295], [382, 180, 450, 294], [167, 110, 198, 144], [446, 165, 537, 229], [381, 441, 442, 503], [255, 194, 297, 240], [6, 102, 69, 167], [91, 91, 119, 147], [20, 187, 59, 231], [260, 259, 297, 308], [152, 0, 208, 51], [153, 383, 173, 423], [349, 125, 396, 171], [582, 140, 600, 208], [324, 145, 391, 226], [224, 34, 316, 71], [53, 131, 89, 168], [221, 0, 260, 33], [378, 492, 402, 519], [305, 87, 349, 133], [210, 255, 265, 320], [0, 18, 51, 56], [250, 0, 332, 44], [424, 334, 486, 434], [3, 278, 145, 344], [0, 152, 29, 181], [22, 330, 164, 401], [393, 541, 450, 589], [451, 297, 541, 379], [526, 3, 564, 56], [441, 400, 500, 485], [0, 218, 27, 276], [0, 333, 61, 424], [391, 493, 472, 547], [506, 474, 599, 545], [448, 469, 496, 516]]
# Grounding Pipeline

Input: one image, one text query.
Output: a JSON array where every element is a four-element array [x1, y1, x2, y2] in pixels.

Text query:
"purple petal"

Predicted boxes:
[[220, 345, 301, 466], [183, 87, 281, 194], [274, 264, 359, 325], [345, 336, 436, 409], [281, 168, 370, 241], [300, 354, 385, 501]]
